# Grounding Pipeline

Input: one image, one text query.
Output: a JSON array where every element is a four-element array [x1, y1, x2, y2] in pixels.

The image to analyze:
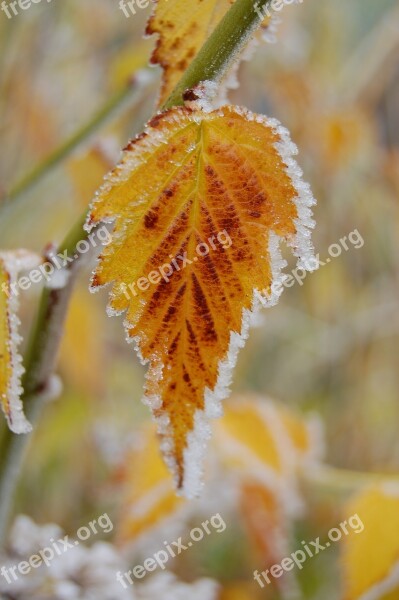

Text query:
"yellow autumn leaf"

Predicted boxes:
[[342, 484, 399, 600], [147, 0, 271, 106], [240, 482, 296, 596], [0, 250, 40, 434], [86, 105, 316, 497]]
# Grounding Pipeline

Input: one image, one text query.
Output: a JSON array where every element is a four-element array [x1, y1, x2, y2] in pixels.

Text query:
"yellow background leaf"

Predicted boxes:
[[342, 484, 399, 600], [214, 396, 318, 481], [87, 105, 315, 497]]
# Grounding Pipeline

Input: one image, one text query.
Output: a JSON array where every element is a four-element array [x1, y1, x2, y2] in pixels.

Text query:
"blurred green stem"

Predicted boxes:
[[0, 0, 273, 544], [0, 76, 152, 214], [0, 214, 86, 544], [304, 465, 399, 495]]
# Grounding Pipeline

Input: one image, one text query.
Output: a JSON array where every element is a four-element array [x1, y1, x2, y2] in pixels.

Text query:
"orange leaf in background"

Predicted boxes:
[[86, 105, 316, 497], [241, 482, 287, 560], [0, 250, 40, 434], [240, 482, 298, 597], [342, 484, 399, 600], [214, 396, 320, 491], [147, 0, 271, 106]]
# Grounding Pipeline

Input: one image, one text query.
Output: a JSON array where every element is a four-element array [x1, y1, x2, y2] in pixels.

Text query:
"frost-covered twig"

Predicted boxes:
[[0, 215, 86, 545]]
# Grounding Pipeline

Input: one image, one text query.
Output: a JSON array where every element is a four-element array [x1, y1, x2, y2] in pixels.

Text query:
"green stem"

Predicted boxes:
[[0, 216, 88, 543], [0, 77, 151, 213], [0, 0, 273, 544], [163, 0, 272, 110]]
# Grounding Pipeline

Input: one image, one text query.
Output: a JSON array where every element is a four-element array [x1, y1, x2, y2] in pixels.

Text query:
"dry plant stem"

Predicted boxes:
[[0, 0, 273, 543]]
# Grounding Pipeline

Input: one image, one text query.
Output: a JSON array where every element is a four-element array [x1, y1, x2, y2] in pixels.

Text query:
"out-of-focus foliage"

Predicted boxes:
[[0, 0, 398, 598]]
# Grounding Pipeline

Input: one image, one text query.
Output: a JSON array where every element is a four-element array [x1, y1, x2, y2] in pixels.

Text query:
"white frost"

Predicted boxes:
[[0, 515, 219, 600], [183, 81, 220, 113], [46, 267, 71, 290]]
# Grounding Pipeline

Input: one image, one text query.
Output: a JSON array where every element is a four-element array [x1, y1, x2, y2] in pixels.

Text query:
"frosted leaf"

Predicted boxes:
[[0, 250, 41, 434], [86, 105, 317, 499]]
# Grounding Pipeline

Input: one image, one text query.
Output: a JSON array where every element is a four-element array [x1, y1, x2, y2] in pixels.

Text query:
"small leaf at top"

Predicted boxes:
[[146, 0, 271, 107]]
